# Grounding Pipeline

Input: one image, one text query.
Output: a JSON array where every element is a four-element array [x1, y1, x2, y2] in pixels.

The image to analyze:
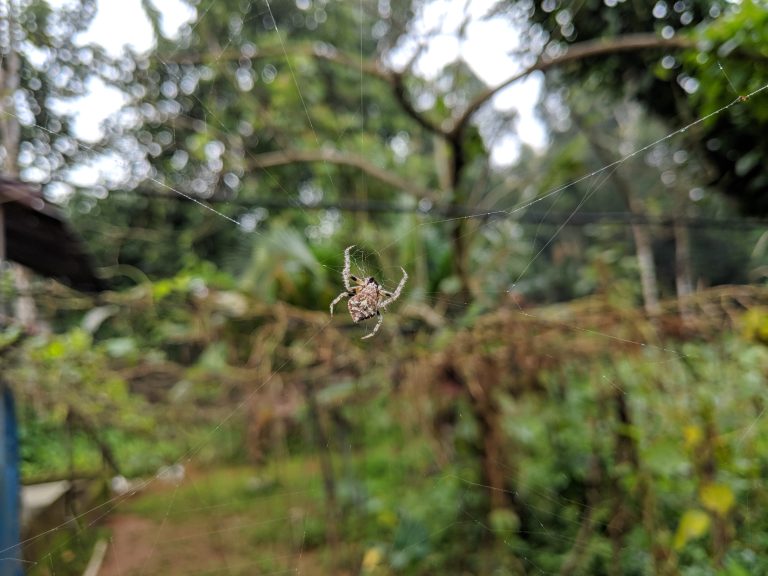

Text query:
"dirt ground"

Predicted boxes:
[[98, 512, 300, 575], [96, 490, 320, 575], [98, 515, 158, 576], [92, 463, 353, 576]]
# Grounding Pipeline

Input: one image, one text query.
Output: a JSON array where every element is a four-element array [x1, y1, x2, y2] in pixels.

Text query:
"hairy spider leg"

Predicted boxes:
[[342, 244, 355, 291], [379, 268, 408, 309], [361, 311, 383, 340], [329, 290, 351, 315]]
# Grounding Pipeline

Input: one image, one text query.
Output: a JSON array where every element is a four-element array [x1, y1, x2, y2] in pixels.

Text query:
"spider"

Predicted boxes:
[[329, 245, 408, 339]]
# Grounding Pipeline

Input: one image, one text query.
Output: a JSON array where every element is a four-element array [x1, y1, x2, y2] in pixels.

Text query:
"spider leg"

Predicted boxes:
[[342, 245, 355, 292], [361, 311, 383, 340], [378, 267, 408, 309], [329, 291, 351, 315]]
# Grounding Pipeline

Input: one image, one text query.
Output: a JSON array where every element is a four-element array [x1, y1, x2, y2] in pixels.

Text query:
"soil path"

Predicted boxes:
[[94, 470, 325, 576], [97, 515, 159, 576]]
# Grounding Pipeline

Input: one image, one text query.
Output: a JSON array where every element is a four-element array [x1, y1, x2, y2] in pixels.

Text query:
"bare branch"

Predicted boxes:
[[163, 43, 389, 80], [164, 43, 447, 137], [450, 33, 694, 137], [249, 148, 438, 201], [163, 34, 699, 198], [391, 70, 446, 136], [386, 39, 447, 137]]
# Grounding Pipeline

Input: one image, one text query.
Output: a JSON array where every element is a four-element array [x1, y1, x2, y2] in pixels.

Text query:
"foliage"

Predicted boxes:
[[0, 0, 121, 180], [4, 0, 768, 575], [15, 289, 768, 574], [5, 326, 155, 478], [67, 0, 434, 283], [509, 0, 768, 214]]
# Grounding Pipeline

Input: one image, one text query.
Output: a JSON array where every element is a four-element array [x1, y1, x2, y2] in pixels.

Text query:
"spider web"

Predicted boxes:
[[3, 1, 768, 575]]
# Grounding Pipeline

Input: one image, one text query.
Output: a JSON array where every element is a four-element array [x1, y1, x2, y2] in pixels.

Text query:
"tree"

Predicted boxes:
[[503, 0, 768, 214], [78, 0, 435, 287], [0, 0, 125, 184], [468, 0, 768, 312]]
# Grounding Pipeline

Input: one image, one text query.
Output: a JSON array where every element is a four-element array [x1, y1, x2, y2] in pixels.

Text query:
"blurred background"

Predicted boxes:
[[2, 0, 768, 574]]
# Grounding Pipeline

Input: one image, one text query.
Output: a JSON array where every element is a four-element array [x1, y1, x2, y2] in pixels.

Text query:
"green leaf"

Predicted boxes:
[[674, 509, 710, 550], [683, 425, 704, 450], [700, 483, 735, 516], [742, 308, 768, 344], [43, 339, 66, 360], [489, 508, 520, 534]]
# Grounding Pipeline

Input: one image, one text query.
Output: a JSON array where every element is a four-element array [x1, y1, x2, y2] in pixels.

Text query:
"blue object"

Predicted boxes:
[[0, 386, 22, 576]]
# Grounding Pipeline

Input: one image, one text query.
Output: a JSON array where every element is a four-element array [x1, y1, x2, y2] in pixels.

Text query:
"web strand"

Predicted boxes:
[[262, 0, 340, 197], [5, 4, 768, 574]]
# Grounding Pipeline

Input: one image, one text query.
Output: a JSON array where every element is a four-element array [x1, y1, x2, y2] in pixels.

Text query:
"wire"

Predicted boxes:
[[96, 188, 768, 230]]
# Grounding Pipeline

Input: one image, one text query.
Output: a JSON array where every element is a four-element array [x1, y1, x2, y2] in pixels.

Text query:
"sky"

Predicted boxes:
[[391, 0, 546, 162], [67, 0, 544, 166], [63, 0, 194, 141]]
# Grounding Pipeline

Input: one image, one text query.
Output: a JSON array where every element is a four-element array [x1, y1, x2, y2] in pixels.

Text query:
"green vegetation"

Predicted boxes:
[[2, 0, 768, 574], [12, 297, 768, 574]]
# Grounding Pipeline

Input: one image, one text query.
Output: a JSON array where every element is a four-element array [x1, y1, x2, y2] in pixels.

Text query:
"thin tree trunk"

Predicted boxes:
[[606, 170, 661, 317], [432, 130, 473, 303], [674, 215, 694, 324], [1, 3, 39, 329], [451, 219, 470, 302], [631, 216, 661, 316], [580, 126, 661, 316], [608, 388, 636, 574], [0, 1, 21, 175]]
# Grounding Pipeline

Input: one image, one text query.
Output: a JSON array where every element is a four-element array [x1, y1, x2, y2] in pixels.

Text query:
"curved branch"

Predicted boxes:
[[249, 148, 438, 201], [165, 44, 446, 137], [165, 34, 698, 185], [391, 71, 446, 136], [164, 43, 389, 81], [450, 33, 694, 137]]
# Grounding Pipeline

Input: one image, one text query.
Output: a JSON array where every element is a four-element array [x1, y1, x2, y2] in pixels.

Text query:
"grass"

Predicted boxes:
[[42, 426, 453, 576], [101, 458, 340, 575], [24, 333, 768, 575]]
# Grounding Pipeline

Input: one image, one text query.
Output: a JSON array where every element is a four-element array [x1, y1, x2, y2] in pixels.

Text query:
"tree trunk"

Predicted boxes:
[[0, 0, 21, 176], [450, 219, 471, 304], [435, 131, 472, 301], [581, 127, 661, 316], [630, 216, 661, 316], [674, 215, 694, 324], [1, 3, 39, 329], [608, 389, 637, 574]]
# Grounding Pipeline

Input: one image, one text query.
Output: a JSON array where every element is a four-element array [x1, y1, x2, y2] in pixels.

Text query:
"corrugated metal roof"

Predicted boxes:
[[0, 177, 106, 293]]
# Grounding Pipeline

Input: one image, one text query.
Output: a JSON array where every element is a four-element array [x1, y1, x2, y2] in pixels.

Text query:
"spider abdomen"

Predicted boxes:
[[348, 285, 379, 322], [330, 246, 407, 339]]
